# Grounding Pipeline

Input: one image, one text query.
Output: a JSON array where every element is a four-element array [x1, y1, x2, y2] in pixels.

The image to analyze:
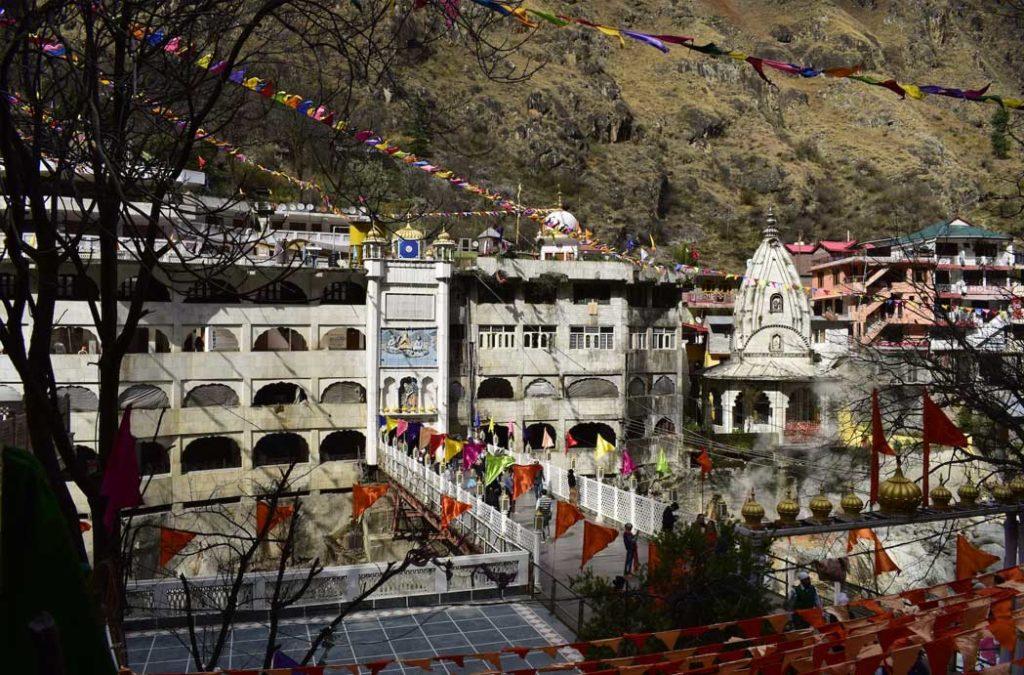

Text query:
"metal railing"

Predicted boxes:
[[126, 550, 529, 619], [381, 444, 541, 562], [508, 447, 674, 536]]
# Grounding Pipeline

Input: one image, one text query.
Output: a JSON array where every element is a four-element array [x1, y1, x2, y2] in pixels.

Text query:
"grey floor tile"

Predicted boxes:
[[428, 634, 470, 650], [454, 618, 492, 632], [420, 621, 460, 636], [352, 642, 395, 658], [484, 613, 527, 628], [497, 625, 541, 641], [390, 637, 430, 655]]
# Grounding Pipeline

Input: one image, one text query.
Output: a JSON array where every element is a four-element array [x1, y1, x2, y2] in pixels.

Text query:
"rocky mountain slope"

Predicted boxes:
[[363, 0, 1024, 268]]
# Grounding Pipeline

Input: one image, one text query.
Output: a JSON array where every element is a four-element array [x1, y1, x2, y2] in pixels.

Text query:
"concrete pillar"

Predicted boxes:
[[364, 260, 383, 465], [720, 390, 739, 433], [435, 260, 451, 434]]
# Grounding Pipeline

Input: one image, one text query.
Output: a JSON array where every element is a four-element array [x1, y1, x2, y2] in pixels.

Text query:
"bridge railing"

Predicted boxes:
[[508, 448, 671, 537], [381, 444, 541, 562], [126, 550, 529, 620]]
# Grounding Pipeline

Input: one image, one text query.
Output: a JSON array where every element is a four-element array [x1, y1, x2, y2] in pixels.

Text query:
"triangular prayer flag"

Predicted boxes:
[[428, 433, 446, 453], [620, 450, 636, 476], [385, 417, 399, 433], [703, 348, 720, 368], [352, 483, 390, 521], [512, 464, 543, 500], [565, 431, 579, 451], [440, 495, 471, 529], [484, 453, 515, 485], [595, 434, 615, 459], [956, 534, 1001, 580], [922, 391, 968, 506], [923, 636, 955, 674], [488, 417, 495, 434], [159, 527, 197, 567], [396, 419, 409, 437], [256, 501, 294, 533], [443, 438, 464, 463], [541, 427, 555, 449], [100, 407, 142, 529], [581, 521, 618, 568], [554, 500, 584, 540]]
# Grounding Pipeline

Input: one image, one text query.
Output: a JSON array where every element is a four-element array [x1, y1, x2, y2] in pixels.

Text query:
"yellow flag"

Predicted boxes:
[[704, 348, 720, 368], [595, 434, 615, 459], [594, 25, 626, 46], [707, 391, 716, 423], [385, 417, 398, 433], [488, 417, 495, 434], [901, 83, 925, 100], [444, 438, 465, 463]]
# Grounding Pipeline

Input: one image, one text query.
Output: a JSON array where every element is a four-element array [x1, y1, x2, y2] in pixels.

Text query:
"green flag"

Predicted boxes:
[[484, 453, 515, 486], [656, 448, 670, 475]]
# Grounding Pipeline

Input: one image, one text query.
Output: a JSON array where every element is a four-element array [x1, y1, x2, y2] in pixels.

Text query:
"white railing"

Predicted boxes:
[[509, 448, 672, 537], [126, 550, 528, 619], [380, 444, 541, 562]]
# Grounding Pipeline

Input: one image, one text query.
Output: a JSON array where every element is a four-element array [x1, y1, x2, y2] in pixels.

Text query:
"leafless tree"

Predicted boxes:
[[0, 0, 539, 659]]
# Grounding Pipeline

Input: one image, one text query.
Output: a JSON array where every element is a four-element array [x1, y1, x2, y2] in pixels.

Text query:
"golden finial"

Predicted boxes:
[[878, 458, 922, 515], [840, 484, 864, 516], [808, 486, 833, 523], [741, 490, 765, 529]]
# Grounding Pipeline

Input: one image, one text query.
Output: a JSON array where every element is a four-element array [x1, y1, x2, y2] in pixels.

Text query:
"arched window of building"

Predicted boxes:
[[118, 276, 171, 302], [655, 417, 676, 434], [320, 327, 365, 350], [567, 422, 616, 448], [382, 377, 396, 410], [787, 388, 820, 423], [524, 378, 557, 398], [477, 377, 514, 399], [651, 376, 675, 396], [322, 281, 366, 304], [56, 274, 98, 301], [320, 430, 365, 462], [525, 423, 557, 450], [253, 327, 307, 352], [125, 327, 171, 354], [421, 377, 435, 410], [253, 432, 309, 467], [184, 384, 240, 408], [253, 280, 307, 304], [321, 381, 366, 404], [181, 436, 242, 473], [399, 377, 420, 410], [733, 396, 745, 432], [753, 392, 772, 424], [252, 382, 308, 406], [184, 278, 240, 304], [118, 384, 169, 409], [183, 327, 239, 352], [55, 385, 99, 411], [566, 378, 618, 399], [484, 421, 510, 448], [139, 441, 171, 475], [769, 293, 783, 314], [627, 377, 647, 397], [51, 327, 100, 355]]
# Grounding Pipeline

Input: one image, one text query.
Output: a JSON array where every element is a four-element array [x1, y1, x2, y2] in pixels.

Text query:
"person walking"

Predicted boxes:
[[567, 469, 579, 504], [622, 523, 639, 575], [788, 571, 822, 628], [661, 502, 679, 533], [484, 479, 502, 509], [532, 461, 545, 501], [503, 470, 516, 515], [536, 490, 553, 541]]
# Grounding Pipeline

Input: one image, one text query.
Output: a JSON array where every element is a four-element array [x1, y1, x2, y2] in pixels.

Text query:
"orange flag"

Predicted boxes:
[[956, 534, 1001, 580], [554, 500, 584, 540], [870, 389, 895, 506], [352, 483, 390, 521], [256, 501, 295, 533], [847, 528, 901, 575], [512, 463, 543, 500], [581, 521, 618, 568], [922, 391, 968, 507], [440, 494, 471, 529], [159, 527, 197, 567], [696, 447, 712, 476]]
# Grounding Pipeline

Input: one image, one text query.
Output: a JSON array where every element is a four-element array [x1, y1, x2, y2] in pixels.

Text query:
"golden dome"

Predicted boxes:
[[840, 485, 864, 516], [958, 479, 980, 507], [930, 480, 953, 509], [878, 463, 922, 516], [808, 489, 833, 522], [395, 224, 425, 241], [433, 228, 455, 246], [1009, 474, 1024, 501], [776, 490, 801, 525], [741, 491, 765, 529], [993, 482, 1015, 504], [363, 226, 388, 245]]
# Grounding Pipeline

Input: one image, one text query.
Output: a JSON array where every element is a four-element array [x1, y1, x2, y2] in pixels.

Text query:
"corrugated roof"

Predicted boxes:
[[895, 218, 1009, 244], [819, 240, 858, 253], [784, 243, 816, 254]]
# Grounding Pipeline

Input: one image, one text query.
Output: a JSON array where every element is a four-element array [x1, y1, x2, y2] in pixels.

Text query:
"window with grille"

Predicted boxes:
[[652, 328, 676, 350], [629, 328, 648, 350], [479, 325, 516, 349], [569, 326, 613, 350], [524, 325, 556, 349]]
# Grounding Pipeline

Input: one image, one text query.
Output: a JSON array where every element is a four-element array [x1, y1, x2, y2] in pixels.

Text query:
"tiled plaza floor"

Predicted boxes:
[[126, 602, 576, 673]]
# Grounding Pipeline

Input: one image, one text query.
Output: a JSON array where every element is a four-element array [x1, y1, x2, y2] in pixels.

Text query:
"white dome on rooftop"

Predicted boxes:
[[544, 210, 579, 233]]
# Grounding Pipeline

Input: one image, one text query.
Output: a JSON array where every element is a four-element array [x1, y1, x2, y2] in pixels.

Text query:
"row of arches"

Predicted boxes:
[[49, 326, 366, 354], [67, 430, 368, 476], [476, 375, 675, 400], [0, 273, 370, 305], [708, 387, 820, 430], [51, 380, 368, 412]]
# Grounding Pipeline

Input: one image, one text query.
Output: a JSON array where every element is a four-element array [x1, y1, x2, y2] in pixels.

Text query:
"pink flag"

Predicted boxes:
[[620, 449, 636, 476], [506, 420, 516, 440], [395, 419, 409, 437], [541, 427, 555, 449], [100, 407, 142, 530], [462, 441, 484, 470]]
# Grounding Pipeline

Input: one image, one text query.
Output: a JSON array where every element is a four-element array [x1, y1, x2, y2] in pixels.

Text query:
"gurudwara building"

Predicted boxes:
[[0, 187, 689, 516]]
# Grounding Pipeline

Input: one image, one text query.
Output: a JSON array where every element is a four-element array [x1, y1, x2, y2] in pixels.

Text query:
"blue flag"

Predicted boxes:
[[473, 409, 482, 429], [271, 649, 301, 674]]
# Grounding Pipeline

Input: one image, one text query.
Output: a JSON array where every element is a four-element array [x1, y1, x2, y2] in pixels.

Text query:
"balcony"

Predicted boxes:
[[682, 290, 735, 308], [935, 284, 1013, 299]]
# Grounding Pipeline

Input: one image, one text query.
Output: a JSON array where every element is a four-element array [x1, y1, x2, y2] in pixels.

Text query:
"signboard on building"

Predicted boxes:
[[380, 328, 438, 368]]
